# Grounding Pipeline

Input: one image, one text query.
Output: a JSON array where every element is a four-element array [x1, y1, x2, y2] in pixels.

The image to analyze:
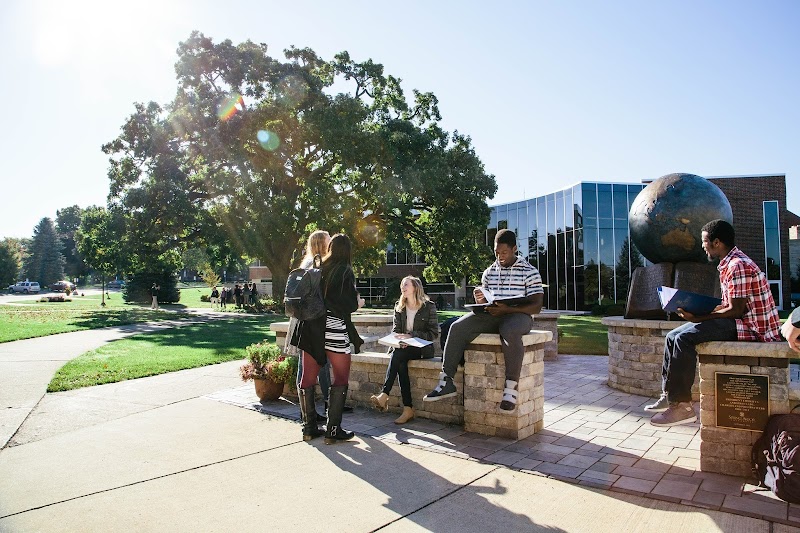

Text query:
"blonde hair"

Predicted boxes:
[[301, 230, 330, 266], [395, 276, 430, 312]]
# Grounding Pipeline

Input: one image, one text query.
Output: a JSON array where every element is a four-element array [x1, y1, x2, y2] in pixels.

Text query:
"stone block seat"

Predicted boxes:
[[696, 340, 797, 478], [350, 330, 552, 440], [602, 316, 700, 400], [270, 319, 552, 440]]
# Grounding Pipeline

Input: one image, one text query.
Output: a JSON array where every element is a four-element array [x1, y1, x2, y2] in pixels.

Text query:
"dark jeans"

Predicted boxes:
[[383, 346, 430, 407], [662, 319, 737, 403], [442, 312, 533, 382]]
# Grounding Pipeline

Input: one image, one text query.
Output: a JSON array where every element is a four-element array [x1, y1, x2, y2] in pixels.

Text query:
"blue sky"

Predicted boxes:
[[1, 0, 798, 239]]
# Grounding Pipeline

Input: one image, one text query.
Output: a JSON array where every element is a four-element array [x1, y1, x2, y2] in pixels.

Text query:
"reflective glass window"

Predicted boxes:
[[763, 201, 781, 282], [613, 184, 628, 221], [582, 184, 598, 229]]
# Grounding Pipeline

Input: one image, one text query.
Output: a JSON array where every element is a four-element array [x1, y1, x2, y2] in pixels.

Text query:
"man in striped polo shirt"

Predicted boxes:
[[424, 229, 544, 411], [648, 219, 782, 427]]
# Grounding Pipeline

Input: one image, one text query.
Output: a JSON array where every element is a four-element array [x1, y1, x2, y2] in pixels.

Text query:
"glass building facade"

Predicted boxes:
[[488, 182, 648, 311]]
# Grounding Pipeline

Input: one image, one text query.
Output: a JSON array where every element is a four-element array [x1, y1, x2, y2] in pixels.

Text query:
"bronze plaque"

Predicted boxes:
[[715, 372, 769, 431]]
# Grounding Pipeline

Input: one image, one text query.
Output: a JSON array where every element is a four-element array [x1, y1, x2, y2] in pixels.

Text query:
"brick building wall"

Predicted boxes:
[[708, 175, 791, 308]]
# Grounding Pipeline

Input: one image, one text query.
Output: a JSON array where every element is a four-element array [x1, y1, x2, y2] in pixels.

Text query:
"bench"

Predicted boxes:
[[696, 341, 797, 478], [270, 315, 556, 439], [351, 330, 552, 439]]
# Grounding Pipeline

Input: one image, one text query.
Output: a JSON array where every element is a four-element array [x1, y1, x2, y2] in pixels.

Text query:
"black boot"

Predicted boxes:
[[298, 387, 324, 441], [324, 385, 354, 445]]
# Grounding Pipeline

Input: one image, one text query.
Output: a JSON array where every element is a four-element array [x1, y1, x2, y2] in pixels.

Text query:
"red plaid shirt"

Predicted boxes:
[[718, 247, 782, 342]]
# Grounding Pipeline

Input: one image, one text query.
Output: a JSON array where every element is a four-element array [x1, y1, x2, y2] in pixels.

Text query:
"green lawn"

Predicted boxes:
[[0, 306, 172, 343], [557, 314, 608, 355], [48, 316, 283, 392]]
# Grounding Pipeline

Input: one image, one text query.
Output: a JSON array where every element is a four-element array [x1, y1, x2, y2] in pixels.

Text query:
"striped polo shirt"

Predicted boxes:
[[481, 256, 544, 299]]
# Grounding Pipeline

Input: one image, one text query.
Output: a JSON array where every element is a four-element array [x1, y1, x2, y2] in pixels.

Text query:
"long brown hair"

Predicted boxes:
[[323, 234, 352, 266], [395, 276, 430, 312]]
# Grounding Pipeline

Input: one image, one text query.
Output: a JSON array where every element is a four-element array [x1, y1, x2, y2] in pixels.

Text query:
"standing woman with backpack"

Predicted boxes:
[[287, 230, 332, 424], [292, 233, 364, 443]]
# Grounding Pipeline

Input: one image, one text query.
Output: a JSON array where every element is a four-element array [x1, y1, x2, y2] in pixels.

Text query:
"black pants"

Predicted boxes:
[[382, 347, 430, 407]]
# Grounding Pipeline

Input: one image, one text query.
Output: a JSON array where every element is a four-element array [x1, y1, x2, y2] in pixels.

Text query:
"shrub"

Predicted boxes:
[[240, 341, 298, 389]]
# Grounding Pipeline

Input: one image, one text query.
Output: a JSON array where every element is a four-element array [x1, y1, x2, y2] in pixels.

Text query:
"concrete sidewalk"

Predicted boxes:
[[0, 326, 797, 531]]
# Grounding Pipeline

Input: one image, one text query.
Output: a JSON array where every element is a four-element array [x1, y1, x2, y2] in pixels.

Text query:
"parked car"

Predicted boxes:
[[107, 279, 126, 289], [9, 281, 41, 294], [50, 280, 77, 292]]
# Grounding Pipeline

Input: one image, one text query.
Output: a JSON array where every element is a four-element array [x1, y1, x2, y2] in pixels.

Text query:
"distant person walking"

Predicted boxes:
[[210, 286, 220, 310], [234, 284, 242, 308], [250, 283, 258, 305], [219, 287, 227, 310], [150, 283, 160, 310], [242, 282, 251, 307]]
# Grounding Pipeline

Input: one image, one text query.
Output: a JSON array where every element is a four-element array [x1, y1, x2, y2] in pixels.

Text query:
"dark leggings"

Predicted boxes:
[[299, 351, 351, 389], [382, 347, 428, 407]]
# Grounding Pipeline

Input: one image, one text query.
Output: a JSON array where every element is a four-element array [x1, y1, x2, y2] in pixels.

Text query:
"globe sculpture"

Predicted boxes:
[[629, 173, 733, 264]]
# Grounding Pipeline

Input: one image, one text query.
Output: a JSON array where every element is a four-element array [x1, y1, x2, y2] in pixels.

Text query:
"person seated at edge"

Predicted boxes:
[[291, 233, 364, 443], [781, 307, 800, 353], [370, 276, 440, 424], [287, 230, 333, 423], [647, 219, 782, 427], [423, 228, 544, 411]]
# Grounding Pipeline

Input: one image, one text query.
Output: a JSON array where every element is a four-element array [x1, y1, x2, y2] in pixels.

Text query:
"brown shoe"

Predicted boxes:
[[394, 407, 414, 424], [370, 392, 389, 411], [650, 402, 697, 427]]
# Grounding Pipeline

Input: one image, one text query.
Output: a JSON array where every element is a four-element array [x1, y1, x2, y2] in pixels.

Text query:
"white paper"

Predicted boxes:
[[378, 334, 433, 349]]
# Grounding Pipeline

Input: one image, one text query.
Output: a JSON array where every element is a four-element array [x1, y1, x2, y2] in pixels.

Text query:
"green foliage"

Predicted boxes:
[[102, 32, 496, 303], [241, 340, 297, 388], [23, 218, 65, 287], [76, 206, 127, 278], [124, 272, 180, 304], [56, 205, 88, 280], [0, 239, 20, 287], [200, 263, 221, 288]]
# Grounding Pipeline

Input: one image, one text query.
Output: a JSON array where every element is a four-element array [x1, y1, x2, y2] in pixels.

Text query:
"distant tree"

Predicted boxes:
[[23, 218, 65, 286], [0, 240, 19, 287], [56, 205, 88, 280], [200, 264, 221, 288], [102, 32, 496, 302]]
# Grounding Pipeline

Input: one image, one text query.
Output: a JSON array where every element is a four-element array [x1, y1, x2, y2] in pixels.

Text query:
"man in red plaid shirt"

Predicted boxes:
[[648, 219, 782, 427]]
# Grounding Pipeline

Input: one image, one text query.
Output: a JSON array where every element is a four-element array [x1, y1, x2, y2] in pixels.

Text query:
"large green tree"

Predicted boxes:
[[102, 33, 496, 301], [56, 205, 88, 280], [0, 239, 21, 288], [23, 218, 65, 286]]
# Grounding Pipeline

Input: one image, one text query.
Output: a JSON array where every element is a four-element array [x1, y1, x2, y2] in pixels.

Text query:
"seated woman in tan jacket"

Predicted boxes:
[[371, 276, 439, 424]]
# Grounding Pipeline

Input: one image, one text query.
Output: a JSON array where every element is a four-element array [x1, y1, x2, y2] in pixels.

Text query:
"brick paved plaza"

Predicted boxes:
[[210, 354, 800, 525]]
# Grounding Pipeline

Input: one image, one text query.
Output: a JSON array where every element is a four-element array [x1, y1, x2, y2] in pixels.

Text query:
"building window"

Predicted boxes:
[[763, 200, 782, 307]]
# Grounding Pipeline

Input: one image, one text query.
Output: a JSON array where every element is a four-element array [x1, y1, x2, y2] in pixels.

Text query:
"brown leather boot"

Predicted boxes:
[[394, 406, 414, 424]]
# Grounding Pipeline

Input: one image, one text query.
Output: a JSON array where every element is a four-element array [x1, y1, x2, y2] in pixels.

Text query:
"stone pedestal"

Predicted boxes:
[[697, 341, 793, 478], [462, 331, 549, 440], [532, 312, 560, 361], [602, 317, 699, 399]]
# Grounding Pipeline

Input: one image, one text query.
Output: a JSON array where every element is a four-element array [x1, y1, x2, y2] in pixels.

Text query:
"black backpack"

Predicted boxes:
[[284, 255, 326, 321], [752, 413, 800, 503]]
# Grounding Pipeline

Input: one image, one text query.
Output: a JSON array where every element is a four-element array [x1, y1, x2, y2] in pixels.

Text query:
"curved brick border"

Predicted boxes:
[[602, 317, 699, 400]]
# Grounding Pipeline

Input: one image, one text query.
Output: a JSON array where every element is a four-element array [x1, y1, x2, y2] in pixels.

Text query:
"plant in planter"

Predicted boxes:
[[240, 341, 298, 401]]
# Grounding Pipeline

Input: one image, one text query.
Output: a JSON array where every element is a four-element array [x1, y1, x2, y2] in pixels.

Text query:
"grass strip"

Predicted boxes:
[[47, 316, 283, 392]]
